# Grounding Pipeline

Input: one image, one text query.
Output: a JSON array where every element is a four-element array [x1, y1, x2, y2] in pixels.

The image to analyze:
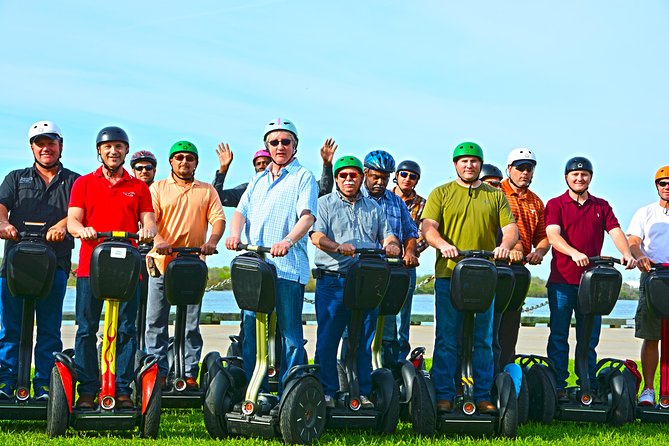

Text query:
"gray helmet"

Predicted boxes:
[[480, 163, 503, 180], [396, 160, 421, 177], [96, 126, 129, 147], [564, 156, 593, 175]]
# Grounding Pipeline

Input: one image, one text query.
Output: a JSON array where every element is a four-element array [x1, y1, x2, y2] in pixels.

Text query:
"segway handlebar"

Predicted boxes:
[[96, 231, 139, 240], [458, 249, 495, 259], [171, 247, 219, 255], [353, 248, 402, 264], [588, 256, 621, 265], [236, 243, 271, 254]]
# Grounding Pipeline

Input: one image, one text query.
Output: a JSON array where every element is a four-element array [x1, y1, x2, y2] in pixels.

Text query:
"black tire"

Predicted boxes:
[[225, 342, 244, 369], [377, 380, 400, 434], [605, 369, 630, 426], [203, 370, 229, 439], [526, 365, 555, 423], [409, 372, 435, 435], [497, 378, 518, 438], [279, 376, 326, 444], [139, 376, 162, 438], [46, 367, 69, 437], [517, 371, 529, 425]]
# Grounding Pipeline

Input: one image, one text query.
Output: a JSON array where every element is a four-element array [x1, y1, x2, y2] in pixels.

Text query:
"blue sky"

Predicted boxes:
[[1, 1, 667, 282]]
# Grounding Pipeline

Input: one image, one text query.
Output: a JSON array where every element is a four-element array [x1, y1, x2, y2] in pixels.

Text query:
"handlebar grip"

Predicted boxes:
[[237, 243, 271, 254], [96, 231, 139, 240]]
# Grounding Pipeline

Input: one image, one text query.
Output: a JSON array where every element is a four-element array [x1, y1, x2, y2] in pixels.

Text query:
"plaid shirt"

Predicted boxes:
[[392, 186, 427, 255], [500, 179, 547, 256], [362, 186, 418, 248]]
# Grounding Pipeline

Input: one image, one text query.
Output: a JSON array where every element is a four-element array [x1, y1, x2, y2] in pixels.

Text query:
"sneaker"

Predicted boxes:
[[116, 393, 134, 410], [0, 383, 14, 399], [324, 395, 335, 408], [436, 399, 453, 413], [76, 394, 96, 409], [34, 385, 49, 401], [639, 388, 655, 406], [360, 395, 374, 409], [476, 400, 498, 414]]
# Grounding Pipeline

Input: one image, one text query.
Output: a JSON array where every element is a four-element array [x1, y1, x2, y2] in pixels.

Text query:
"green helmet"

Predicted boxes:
[[452, 142, 484, 162], [169, 140, 198, 159], [334, 155, 364, 176]]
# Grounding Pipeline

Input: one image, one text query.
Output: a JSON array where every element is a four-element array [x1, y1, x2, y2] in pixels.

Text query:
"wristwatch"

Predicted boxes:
[[283, 236, 295, 248]]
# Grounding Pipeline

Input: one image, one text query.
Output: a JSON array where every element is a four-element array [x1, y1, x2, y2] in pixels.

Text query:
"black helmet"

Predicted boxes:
[[96, 126, 129, 147], [480, 163, 503, 180], [564, 156, 593, 175], [396, 160, 421, 177]]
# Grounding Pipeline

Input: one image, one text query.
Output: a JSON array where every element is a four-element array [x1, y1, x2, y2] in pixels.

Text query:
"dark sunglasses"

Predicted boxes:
[[399, 171, 418, 180], [486, 180, 501, 187], [338, 172, 359, 180], [173, 153, 196, 162], [513, 163, 534, 172], [657, 180, 669, 188], [134, 165, 155, 172], [267, 138, 293, 147]]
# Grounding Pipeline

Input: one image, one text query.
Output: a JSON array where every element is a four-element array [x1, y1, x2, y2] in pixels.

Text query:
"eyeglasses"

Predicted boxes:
[[173, 153, 196, 162], [338, 172, 359, 180], [658, 180, 669, 188], [513, 163, 534, 172], [267, 138, 293, 147], [399, 171, 418, 181], [134, 165, 154, 172]]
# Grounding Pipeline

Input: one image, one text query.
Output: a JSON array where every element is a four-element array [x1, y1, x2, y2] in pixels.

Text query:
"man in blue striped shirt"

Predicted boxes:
[[225, 118, 319, 390]]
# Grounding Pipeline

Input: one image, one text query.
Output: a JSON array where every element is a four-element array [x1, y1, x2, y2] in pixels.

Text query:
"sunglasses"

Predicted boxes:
[[513, 163, 534, 172], [338, 172, 359, 180], [658, 180, 669, 188], [399, 171, 418, 180], [134, 165, 154, 172], [173, 153, 196, 162], [486, 180, 501, 187], [267, 138, 293, 147]]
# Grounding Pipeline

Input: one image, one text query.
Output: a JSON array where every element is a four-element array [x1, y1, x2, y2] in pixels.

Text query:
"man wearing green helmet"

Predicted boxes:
[[422, 142, 518, 414], [144, 141, 225, 389], [310, 155, 400, 408]]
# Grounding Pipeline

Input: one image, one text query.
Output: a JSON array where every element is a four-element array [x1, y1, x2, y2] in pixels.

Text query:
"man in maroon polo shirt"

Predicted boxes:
[[544, 156, 635, 401]]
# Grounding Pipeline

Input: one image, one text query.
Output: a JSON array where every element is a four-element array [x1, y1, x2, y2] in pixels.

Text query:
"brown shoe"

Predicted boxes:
[[76, 394, 96, 409], [185, 377, 198, 390], [116, 394, 134, 410], [476, 400, 498, 414], [159, 376, 168, 390], [436, 399, 452, 413]]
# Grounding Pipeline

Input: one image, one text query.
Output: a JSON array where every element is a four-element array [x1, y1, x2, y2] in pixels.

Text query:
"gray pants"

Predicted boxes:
[[146, 275, 203, 378]]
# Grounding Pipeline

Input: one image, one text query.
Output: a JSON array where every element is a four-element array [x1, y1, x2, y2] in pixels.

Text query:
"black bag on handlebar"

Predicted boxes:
[[577, 265, 621, 315], [646, 269, 669, 318], [506, 264, 531, 312], [165, 254, 208, 306], [343, 255, 390, 311], [6, 240, 57, 299], [494, 263, 515, 313], [90, 241, 142, 302], [378, 264, 411, 316], [230, 252, 277, 314], [451, 258, 497, 312]]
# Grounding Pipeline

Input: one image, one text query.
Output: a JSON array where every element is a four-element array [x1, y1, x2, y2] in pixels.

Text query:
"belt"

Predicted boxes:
[[314, 268, 346, 279]]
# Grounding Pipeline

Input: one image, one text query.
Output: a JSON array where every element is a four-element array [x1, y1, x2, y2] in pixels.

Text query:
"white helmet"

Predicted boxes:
[[263, 118, 298, 146], [506, 147, 536, 167], [29, 120, 63, 142]]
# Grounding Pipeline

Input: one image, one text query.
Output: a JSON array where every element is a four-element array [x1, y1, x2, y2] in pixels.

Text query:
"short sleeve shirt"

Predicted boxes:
[[626, 202, 669, 264], [312, 190, 392, 273], [544, 190, 620, 285], [500, 179, 547, 256], [421, 181, 515, 278], [69, 167, 154, 278]]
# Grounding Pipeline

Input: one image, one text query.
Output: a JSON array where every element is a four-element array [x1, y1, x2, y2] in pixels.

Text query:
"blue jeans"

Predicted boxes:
[[0, 269, 67, 389], [242, 278, 305, 393], [382, 268, 417, 361], [314, 275, 377, 397], [74, 277, 138, 396], [431, 278, 494, 402], [547, 283, 601, 390]]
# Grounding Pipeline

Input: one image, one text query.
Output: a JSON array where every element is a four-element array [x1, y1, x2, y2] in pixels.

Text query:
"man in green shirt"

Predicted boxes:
[[422, 142, 518, 414]]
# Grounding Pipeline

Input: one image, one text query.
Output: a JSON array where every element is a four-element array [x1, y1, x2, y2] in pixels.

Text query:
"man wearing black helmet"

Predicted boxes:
[[67, 126, 157, 410], [544, 156, 635, 401], [130, 150, 158, 186]]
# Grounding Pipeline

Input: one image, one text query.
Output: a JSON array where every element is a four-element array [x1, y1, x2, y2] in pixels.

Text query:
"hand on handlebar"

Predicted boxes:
[[636, 256, 652, 273], [77, 227, 98, 241], [384, 243, 401, 257], [0, 222, 19, 241], [439, 243, 459, 259], [199, 241, 218, 256], [525, 250, 544, 265], [493, 246, 510, 260], [571, 251, 589, 268], [336, 243, 356, 256], [620, 254, 637, 270], [225, 236, 241, 251], [154, 242, 172, 255]]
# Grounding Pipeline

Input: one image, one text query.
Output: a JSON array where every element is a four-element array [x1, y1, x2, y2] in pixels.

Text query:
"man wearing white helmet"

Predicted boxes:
[[0, 121, 80, 400], [225, 118, 318, 392], [496, 148, 550, 370]]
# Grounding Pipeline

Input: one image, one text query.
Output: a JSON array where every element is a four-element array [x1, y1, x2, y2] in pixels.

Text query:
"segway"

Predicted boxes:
[[135, 242, 152, 353], [160, 247, 211, 408], [637, 263, 669, 422], [373, 257, 436, 434], [327, 249, 401, 433], [46, 232, 161, 438], [429, 250, 518, 437], [0, 223, 57, 420], [203, 243, 325, 444], [527, 256, 634, 426]]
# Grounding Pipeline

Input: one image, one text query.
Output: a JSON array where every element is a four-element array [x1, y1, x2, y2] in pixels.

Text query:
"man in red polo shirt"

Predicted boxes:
[[67, 126, 156, 410], [544, 156, 635, 401]]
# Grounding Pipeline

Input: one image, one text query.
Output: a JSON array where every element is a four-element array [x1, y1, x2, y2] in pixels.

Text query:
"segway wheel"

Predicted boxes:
[[526, 365, 556, 423], [495, 374, 518, 438], [139, 377, 162, 438], [279, 376, 326, 444], [46, 367, 69, 437], [377, 380, 400, 434], [225, 341, 244, 369], [409, 371, 436, 435], [203, 366, 230, 439], [517, 371, 529, 425], [603, 368, 631, 426]]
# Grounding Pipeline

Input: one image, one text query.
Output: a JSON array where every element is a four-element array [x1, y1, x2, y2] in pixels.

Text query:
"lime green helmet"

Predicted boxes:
[[169, 140, 198, 159], [334, 155, 364, 176], [452, 142, 483, 162]]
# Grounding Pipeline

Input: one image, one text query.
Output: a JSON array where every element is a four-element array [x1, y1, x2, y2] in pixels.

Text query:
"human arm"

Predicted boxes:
[[495, 223, 518, 260], [382, 234, 401, 257], [628, 235, 651, 273], [310, 231, 356, 256], [271, 211, 315, 257], [316, 138, 337, 196], [545, 224, 589, 267], [225, 211, 246, 251], [0, 204, 18, 240], [422, 218, 459, 259], [525, 237, 550, 265], [609, 227, 636, 270], [201, 218, 224, 255], [46, 217, 68, 242]]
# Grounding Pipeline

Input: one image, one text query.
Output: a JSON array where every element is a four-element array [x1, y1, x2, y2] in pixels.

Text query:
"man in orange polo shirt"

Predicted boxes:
[[145, 141, 225, 389], [497, 148, 550, 368]]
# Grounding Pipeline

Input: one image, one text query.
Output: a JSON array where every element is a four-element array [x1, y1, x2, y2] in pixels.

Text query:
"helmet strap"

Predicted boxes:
[[392, 177, 415, 197], [271, 148, 297, 168], [171, 169, 195, 183], [34, 158, 60, 170]]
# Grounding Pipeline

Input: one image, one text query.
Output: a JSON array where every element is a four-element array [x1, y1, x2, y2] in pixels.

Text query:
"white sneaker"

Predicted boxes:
[[639, 388, 655, 406], [324, 395, 335, 408], [360, 395, 375, 409]]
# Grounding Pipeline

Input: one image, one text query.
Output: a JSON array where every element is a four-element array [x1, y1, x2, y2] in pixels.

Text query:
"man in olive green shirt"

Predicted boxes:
[[422, 142, 518, 414]]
